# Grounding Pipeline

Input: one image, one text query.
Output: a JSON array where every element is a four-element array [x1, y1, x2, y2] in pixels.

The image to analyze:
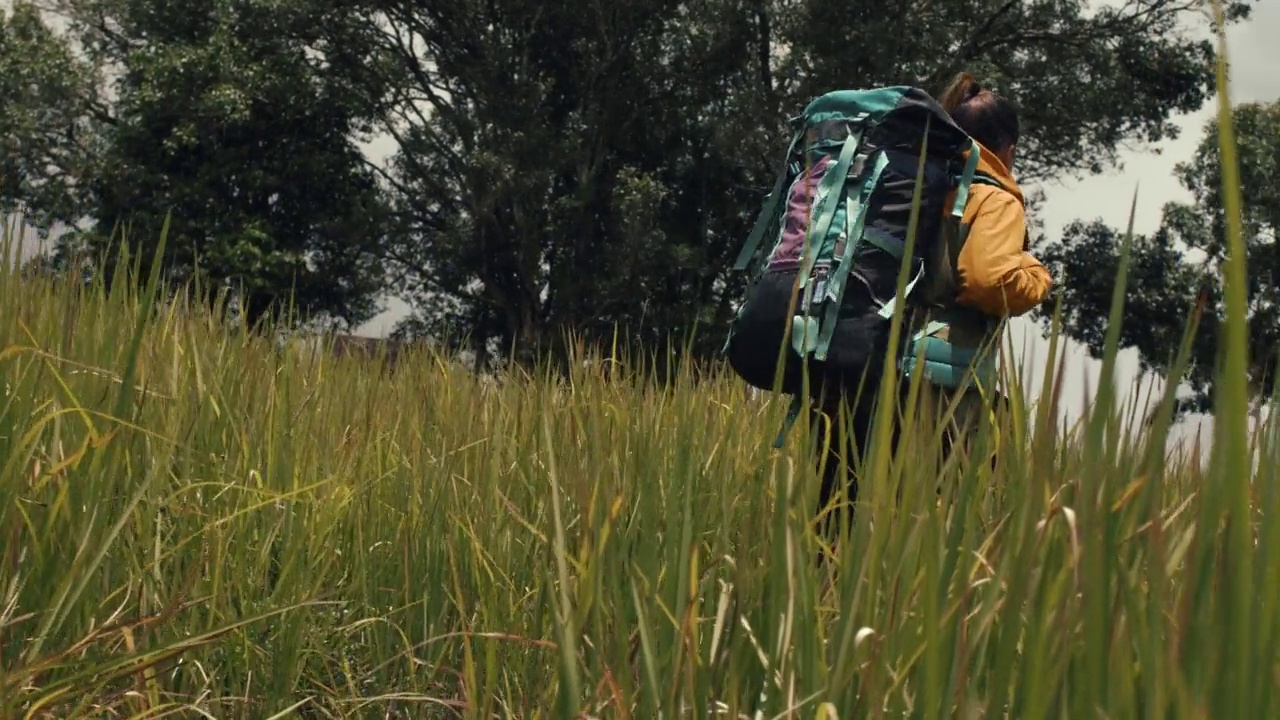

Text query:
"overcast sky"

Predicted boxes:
[[7, 0, 1277, 445], [1000, 0, 1280, 449]]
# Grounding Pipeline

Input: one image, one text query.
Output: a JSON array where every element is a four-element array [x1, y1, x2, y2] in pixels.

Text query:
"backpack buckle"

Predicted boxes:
[[791, 315, 820, 356]]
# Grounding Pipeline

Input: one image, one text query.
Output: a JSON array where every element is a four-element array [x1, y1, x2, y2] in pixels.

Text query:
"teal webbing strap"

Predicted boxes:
[[795, 130, 862, 294], [875, 260, 925, 320], [863, 226, 904, 258], [901, 355, 997, 390], [791, 314, 820, 356], [902, 360, 973, 389], [734, 126, 805, 272], [790, 130, 862, 358], [898, 319, 997, 390], [913, 320, 948, 344], [918, 335, 977, 365], [951, 140, 981, 219], [773, 394, 803, 449], [900, 319, 946, 373], [813, 151, 889, 361]]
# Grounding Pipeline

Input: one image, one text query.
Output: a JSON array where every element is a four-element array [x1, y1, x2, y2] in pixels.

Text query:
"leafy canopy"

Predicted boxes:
[[1042, 100, 1280, 414], [0, 0, 1257, 350], [40, 0, 392, 328], [364, 0, 1252, 367]]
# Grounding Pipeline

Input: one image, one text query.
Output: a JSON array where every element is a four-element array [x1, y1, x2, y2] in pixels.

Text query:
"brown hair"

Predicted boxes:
[[938, 72, 1020, 154]]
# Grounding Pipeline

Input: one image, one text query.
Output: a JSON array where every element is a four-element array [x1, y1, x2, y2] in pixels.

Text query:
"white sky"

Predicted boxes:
[[6, 0, 1278, 447], [1000, 1, 1280, 449]]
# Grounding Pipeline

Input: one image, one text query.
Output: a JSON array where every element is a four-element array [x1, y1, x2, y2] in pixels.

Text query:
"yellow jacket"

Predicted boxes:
[[949, 143, 1052, 317]]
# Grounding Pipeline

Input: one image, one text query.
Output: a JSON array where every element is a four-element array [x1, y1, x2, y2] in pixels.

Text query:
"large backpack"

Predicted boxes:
[[724, 85, 1001, 439]]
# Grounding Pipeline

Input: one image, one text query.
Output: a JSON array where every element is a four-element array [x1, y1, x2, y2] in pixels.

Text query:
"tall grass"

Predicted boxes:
[[1, 18, 1272, 719]]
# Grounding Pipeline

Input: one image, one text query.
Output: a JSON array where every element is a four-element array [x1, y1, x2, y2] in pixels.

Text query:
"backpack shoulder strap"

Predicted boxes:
[[949, 140, 982, 220], [732, 118, 806, 273], [874, 140, 983, 323]]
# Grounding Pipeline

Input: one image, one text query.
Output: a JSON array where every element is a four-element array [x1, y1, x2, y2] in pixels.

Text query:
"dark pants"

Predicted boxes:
[[729, 272, 1012, 572], [807, 382, 903, 541], [806, 378, 998, 569], [726, 267, 907, 546]]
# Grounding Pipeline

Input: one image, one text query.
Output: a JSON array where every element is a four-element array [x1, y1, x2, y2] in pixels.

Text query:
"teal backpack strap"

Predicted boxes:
[[951, 140, 981, 219], [911, 320, 949, 346], [877, 140, 985, 323], [733, 123, 806, 272], [773, 394, 804, 449], [874, 261, 926, 321], [813, 150, 889, 361], [796, 130, 863, 285], [791, 129, 862, 357], [899, 317, 997, 392]]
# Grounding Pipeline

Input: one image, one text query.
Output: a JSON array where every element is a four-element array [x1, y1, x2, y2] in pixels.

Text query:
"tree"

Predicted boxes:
[[46, 0, 393, 329], [364, 0, 780, 369], [8, 0, 1256, 359], [0, 1, 102, 235], [363, 0, 1253, 370], [1041, 100, 1280, 415]]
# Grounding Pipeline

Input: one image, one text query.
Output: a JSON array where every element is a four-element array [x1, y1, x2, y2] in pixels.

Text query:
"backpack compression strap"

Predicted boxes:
[[811, 149, 890, 361], [791, 129, 864, 356]]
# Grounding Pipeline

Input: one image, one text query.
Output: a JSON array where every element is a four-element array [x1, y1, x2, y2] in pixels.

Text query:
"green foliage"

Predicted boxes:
[[44, 0, 392, 328], [366, 0, 779, 367], [1043, 100, 1280, 414], [369, 0, 1252, 368], [778, 0, 1251, 183], [0, 1, 102, 232], [0, 0, 1261, 365]]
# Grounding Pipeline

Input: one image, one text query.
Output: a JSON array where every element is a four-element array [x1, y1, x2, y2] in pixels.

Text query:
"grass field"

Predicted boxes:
[[1, 15, 1273, 720]]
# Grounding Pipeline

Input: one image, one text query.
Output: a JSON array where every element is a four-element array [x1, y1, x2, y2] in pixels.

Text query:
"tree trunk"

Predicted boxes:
[[755, 0, 773, 98]]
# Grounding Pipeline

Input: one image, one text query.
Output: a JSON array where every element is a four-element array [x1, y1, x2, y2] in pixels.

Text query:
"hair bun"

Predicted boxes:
[[939, 71, 990, 113]]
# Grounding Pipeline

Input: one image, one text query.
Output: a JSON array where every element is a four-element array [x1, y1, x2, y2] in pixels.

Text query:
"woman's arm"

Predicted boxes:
[[954, 191, 1052, 317]]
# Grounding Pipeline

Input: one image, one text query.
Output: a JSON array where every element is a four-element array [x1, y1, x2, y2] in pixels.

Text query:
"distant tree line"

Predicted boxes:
[[1, 0, 1268, 404]]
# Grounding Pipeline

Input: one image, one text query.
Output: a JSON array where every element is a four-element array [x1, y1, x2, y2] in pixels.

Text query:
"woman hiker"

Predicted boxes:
[[727, 72, 1053, 552], [820, 72, 1053, 542]]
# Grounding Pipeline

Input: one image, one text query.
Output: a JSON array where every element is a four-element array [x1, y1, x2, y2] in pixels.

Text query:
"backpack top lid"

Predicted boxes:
[[800, 85, 915, 125], [799, 86, 969, 137]]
